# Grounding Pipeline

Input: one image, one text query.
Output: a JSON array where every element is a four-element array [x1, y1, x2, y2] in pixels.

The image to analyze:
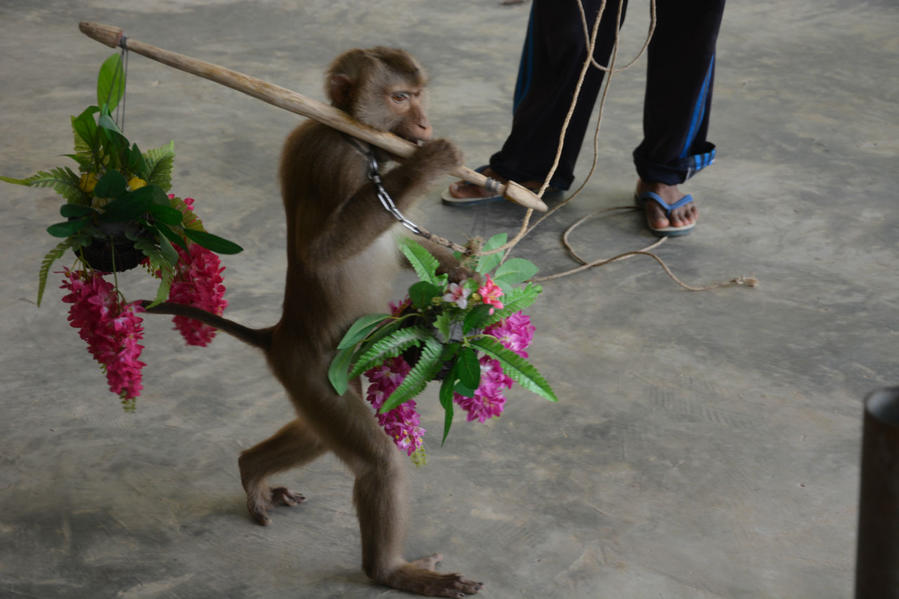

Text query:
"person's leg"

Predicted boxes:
[[634, 0, 725, 233], [446, 0, 626, 203]]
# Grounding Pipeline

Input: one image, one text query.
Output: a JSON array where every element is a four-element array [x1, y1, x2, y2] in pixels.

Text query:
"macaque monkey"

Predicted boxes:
[[146, 47, 482, 597]]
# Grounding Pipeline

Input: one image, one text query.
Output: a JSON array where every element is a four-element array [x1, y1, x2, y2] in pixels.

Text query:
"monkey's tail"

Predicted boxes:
[[140, 301, 273, 351]]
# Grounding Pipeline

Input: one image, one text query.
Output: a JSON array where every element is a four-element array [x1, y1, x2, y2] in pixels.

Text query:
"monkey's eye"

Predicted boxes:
[[391, 92, 410, 104]]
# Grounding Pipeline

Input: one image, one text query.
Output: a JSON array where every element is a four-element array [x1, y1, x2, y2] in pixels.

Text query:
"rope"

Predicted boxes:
[[532, 206, 759, 291]]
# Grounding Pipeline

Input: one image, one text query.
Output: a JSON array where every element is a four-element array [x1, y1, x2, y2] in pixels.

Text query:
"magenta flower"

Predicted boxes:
[[389, 296, 411, 316], [453, 356, 512, 422], [442, 282, 471, 309], [364, 356, 426, 456], [453, 311, 535, 422], [477, 274, 504, 314], [60, 268, 146, 400], [167, 242, 228, 347], [484, 311, 535, 358]]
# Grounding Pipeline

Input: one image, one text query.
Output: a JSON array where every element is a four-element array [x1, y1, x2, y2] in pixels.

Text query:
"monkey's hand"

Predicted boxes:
[[407, 138, 463, 177]]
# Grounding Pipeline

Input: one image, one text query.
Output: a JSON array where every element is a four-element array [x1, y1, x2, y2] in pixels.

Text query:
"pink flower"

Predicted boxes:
[[453, 311, 535, 422], [477, 275, 504, 314], [453, 356, 512, 422], [484, 311, 535, 358], [442, 282, 471, 309], [389, 296, 411, 317], [60, 268, 146, 400], [167, 242, 228, 346], [364, 356, 426, 456]]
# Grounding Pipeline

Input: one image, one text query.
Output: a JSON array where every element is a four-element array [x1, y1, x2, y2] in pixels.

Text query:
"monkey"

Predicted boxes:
[[143, 47, 483, 597]]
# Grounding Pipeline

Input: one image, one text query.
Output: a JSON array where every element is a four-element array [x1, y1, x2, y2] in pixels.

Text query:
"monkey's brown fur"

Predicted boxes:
[[144, 48, 482, 597]]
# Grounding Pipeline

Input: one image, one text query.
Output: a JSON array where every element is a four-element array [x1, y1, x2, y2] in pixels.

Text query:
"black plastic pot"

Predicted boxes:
[[79, 222, 145, 273]]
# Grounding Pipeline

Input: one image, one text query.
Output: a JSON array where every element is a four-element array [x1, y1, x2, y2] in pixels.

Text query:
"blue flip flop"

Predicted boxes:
[[635, 191, 696, 237]]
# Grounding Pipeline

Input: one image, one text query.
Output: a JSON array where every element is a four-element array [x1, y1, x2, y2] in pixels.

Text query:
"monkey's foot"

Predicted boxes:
[[409, 553, 443, 571], [378, 561, 483, 597], [246, 485, 306, 526]]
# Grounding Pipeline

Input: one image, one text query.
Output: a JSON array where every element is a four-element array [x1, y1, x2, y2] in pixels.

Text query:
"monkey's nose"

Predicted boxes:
[[416, 121, 433, 141]]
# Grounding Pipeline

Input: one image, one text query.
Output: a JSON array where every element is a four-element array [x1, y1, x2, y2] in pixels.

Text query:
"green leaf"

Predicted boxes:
[[493, 257, 539, 286], [72, 107, 100, 156], [99, 196, 150, 223], [94, 169, 127, 200], [60, 204, 95, 218], [476, 233, 508, 274], [156, 222, 188, 251], [482, 283, 541, 326], [454, 381, 476, 398], [147, 201, 184, 226], [462, 303, 494, 334], [434, 310, 452, 342], [399, 238, 440, 284], [438, 364, 457, 445], [47, 219, 87, 238], [328, 346, 355, 395], [157, 230, 180, 267], [97, 53, 125, 112], [144, 141, 175, 192], [457, 347, 481, 390], [134, 237, 174, 307], [99, 125, 129, 170], [97, 111, 124, 136], [380, 335, 442, 413], [127, 143, 149, 180], [337, 313, 391, 350], [36, 240, 72, 306], [409, 280, 443, 310], [348, 325, 432, 379], [470, 336, 557, 402], [182, 229, 243, 255], [1, 168, 87, 204]]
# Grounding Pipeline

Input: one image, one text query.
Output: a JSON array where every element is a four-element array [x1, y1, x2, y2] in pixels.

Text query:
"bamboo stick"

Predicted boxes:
[[78, 21, 548, 212]]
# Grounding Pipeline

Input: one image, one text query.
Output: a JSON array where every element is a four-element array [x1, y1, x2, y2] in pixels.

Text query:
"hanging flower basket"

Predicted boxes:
[[1, 53, 243, 409]]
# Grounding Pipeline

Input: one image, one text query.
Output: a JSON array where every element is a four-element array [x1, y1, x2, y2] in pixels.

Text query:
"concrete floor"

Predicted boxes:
[[1, 1, 897, 597]]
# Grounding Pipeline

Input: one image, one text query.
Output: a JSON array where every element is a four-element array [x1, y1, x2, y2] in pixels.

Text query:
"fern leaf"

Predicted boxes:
[[36, 240, 73, 306], [168, 195, 205, 231], [469, 336, 557, 402], [380, 335, 443, 412], [399, 238, 441, 284], [348, 325, 431, 379], [2, 168, 86, 204], [144, 141, 175, 192]]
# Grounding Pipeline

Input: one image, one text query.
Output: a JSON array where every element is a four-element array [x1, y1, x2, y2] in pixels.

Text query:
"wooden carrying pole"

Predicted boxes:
[[78, 21, 548, 213]]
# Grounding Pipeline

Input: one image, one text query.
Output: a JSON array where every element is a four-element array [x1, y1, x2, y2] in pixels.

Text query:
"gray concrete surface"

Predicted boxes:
[[1, 1, 897, 597]]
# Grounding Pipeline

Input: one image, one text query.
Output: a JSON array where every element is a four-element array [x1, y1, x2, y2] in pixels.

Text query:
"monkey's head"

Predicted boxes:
[[326, 47, 432, 143]]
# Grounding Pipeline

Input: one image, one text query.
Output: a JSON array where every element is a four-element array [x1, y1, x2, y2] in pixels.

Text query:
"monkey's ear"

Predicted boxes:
[[328, 74, 353, 109]]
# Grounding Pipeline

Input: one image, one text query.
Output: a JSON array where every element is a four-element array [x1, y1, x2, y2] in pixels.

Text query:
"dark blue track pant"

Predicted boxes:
[[490, 0, 726, 190]]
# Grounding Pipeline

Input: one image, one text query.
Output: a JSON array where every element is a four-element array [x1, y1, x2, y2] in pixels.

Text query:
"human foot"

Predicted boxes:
[[635, 179, 698, 236]]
